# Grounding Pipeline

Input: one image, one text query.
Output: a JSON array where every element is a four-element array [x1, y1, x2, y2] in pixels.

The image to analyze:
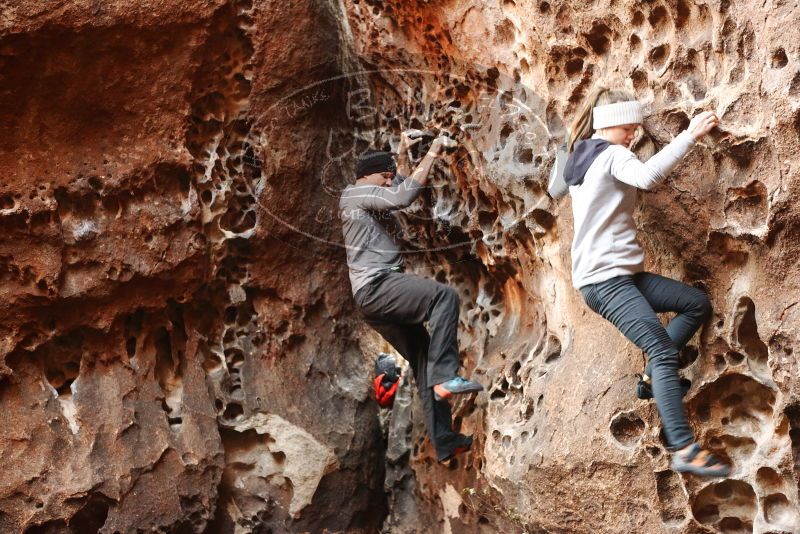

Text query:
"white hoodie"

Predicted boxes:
[[569, 130, 697, 288]]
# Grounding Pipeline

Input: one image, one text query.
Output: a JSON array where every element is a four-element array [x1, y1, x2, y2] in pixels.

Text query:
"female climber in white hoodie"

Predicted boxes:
[[565, 87, 730, 477]]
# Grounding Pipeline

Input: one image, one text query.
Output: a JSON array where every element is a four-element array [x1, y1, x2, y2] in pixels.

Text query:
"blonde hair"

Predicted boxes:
[[567, 87, 637, 152]]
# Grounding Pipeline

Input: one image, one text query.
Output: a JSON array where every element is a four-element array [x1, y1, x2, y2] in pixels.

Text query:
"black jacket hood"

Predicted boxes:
[[564, 138, 611, 187]]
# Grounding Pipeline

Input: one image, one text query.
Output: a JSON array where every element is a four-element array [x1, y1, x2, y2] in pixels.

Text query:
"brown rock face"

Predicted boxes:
[[1, 0, 385, 532], [1, 0, 799, 533]]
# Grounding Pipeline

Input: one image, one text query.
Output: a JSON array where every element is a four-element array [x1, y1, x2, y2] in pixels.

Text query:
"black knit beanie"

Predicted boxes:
[[356, 149, 396, 179]]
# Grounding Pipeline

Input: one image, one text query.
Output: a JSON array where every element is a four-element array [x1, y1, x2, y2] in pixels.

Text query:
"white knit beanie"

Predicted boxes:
[[592, 101, 644, 129]]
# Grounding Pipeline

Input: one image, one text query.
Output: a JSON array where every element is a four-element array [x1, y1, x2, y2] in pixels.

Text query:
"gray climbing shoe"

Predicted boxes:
[[671, 443, 731, 477]]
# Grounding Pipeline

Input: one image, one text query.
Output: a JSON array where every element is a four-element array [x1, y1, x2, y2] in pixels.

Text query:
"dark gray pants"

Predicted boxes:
[[580, 272, 712, 450], [355, 272, 462, 460]]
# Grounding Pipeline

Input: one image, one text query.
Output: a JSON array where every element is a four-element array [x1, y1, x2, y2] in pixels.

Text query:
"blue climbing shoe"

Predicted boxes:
[[433, 377, 483, 401]]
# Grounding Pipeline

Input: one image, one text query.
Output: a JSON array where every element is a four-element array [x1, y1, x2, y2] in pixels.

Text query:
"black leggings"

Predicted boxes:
[[580, 272, 712, 449]]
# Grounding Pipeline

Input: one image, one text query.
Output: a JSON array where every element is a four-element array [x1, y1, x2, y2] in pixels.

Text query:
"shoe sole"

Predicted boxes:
[[671, 460, 731, 477], [433, 385, 483, 402], [437, 442, 473, 462]]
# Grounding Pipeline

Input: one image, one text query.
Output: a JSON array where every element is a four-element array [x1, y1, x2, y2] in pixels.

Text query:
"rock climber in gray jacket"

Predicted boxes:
[[339, 130, 483, 462], [565, 86, 730, 477]]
